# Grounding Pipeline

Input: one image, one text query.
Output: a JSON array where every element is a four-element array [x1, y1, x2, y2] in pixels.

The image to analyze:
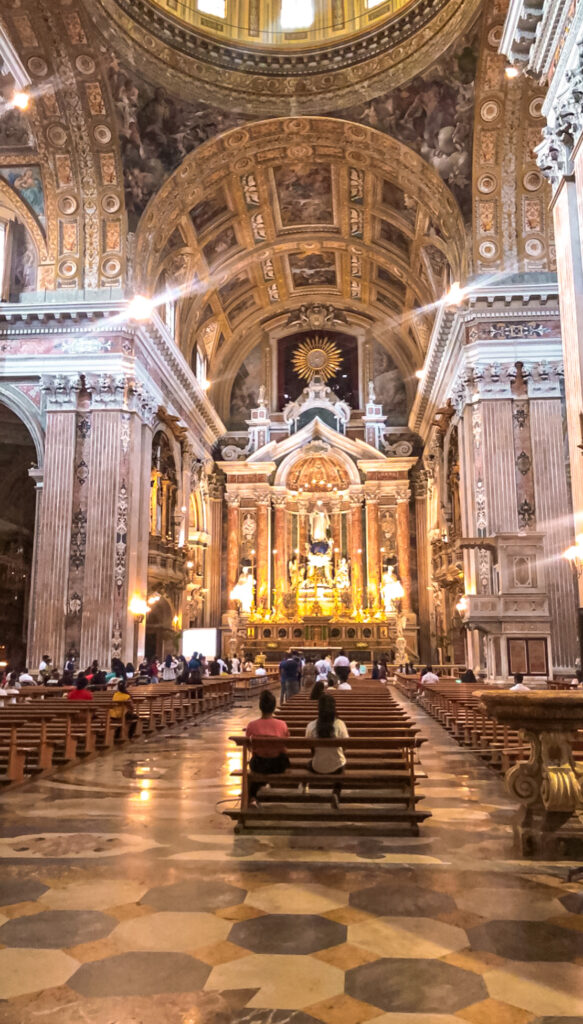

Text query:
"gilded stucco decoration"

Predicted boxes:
[[88, 0, 484, 116], [133, 116, 466, 422], [1, 0, 125, 290], [472, 0, 555, 273]]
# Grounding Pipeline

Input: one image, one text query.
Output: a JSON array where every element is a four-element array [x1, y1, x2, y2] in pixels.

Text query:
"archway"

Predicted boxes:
[[0, 404, 37, 666], [145, 595, 176, 661]]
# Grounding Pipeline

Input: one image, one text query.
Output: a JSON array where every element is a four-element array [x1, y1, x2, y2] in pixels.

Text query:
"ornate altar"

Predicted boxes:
[[218, 338, 418, 660]]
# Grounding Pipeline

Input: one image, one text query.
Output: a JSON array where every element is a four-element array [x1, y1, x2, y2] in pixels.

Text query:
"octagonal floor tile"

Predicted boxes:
[[229, 913, 346, 954], [348, 915, 469, 959], [205, 953, 344, 1008], [38, 879, 147, 911], [0, 909, 116, 948], [350, 882, 455, 918], [69, 950, 211, 996], [0, 947, 80, 998], [246, 883, 347, 915], [110, 910, 231, 951], [141, 879, 246, 913], [345, 957, 487, 1014], [0, 878, 48, 906], [457, 888, 568, 921], [485, 962, 583, 1016], [468, 919, 583, 961]]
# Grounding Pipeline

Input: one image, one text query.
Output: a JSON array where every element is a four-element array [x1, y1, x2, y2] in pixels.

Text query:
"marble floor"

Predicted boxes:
[[0, 687, 582, 1023]]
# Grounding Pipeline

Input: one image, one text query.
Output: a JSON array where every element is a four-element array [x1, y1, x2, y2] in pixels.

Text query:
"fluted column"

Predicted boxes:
[[397, 487, 412, 613], [256, 495, 271, 610], [273, 496, 287, 597], [413, 470, 431, 664], [28, 406, 77, 669], [365, 493, 380, 608], [350, 496, 364, 610], [207, 474, 223, 625], [226, 493, 240, 611]]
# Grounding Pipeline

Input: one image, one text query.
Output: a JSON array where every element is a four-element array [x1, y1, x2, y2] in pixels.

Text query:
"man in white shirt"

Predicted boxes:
[[333, 650, 350, 669], [18, 668, 35, 685], [510, 673, 530, 692], [315, 653, 332, 676], [420, 666, 439, 685], [232, 656, 241, 674]]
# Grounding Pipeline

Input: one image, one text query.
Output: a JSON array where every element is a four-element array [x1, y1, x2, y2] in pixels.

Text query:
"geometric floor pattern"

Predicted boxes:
[[0, 686, 582, 1023]]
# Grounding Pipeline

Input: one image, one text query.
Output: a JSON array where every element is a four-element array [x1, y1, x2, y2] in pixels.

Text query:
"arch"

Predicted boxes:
[[0, 384, 44, 467], [274, 437, 361, 489]]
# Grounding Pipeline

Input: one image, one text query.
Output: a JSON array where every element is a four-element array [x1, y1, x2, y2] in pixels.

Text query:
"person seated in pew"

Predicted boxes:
[[67, 674, 94, 701], [18, 667, 35, 685], [335, 666, 352, 691], [310, 679, 326, 701], [305, 693, 349, 809], [460, 668, 477, 683], [570, 669, 583, 689], [350, 660, 361, 678], [125, 662, 136, 680], [110, 679, 139, 736], [245, 689, 290, 807], [420, 665, 439, 685], [510, 672, 531, 692]]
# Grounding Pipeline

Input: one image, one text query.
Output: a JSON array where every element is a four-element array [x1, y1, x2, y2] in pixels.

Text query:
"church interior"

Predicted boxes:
[[2, 0, 583, 1019]]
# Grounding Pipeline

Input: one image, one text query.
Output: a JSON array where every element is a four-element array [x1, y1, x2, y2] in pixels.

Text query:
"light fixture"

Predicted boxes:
[[415, 369, 424, 380], [186, 560, 194, 569], [564, 535, 583, 576], [505, 66, 520, 79], [127, 294, 154, 321], [444, 281, 466, 306], [272, 548, 278, 554], [456, 595, 469, 615], [13, 91, 29, 110], [147, 593, 161, 605], [129, 595, 150, 622], [201, 379, 211, 391]]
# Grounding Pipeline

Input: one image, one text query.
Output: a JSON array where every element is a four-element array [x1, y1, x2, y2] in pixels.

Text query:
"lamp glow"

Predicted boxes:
[[201, 379, 211, 391], [129, 595, 150, 619], [456, 595, 468, 615], [127, 294, 154, 321], [505, 66, 520, 79], [415, 369, 424, 380], [444, 281, 466, 306], [564, 534, 583, 576], [13, 91, 29, 110]]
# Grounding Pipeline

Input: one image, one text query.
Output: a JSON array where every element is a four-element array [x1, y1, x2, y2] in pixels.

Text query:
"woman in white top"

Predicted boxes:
[[305, 693, 349, 809]]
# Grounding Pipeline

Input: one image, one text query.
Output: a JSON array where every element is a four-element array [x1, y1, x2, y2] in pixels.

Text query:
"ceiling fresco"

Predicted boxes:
[[133, 116, 467, 423]]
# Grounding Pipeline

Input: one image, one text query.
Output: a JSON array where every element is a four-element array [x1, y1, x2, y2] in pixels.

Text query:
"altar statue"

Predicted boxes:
[[335, 557, 350, 590], [309, 507, 330, 545], [288, 555, 305, 590], [380, 565, 405, 614], [230, 565, 256, 614]]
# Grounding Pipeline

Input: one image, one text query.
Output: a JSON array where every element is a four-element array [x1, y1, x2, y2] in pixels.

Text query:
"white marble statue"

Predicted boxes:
[[335, 557, 350, 589], [230, 565, 256, 614], [309, 507, 330, 543], [380, 565, 405, 614]]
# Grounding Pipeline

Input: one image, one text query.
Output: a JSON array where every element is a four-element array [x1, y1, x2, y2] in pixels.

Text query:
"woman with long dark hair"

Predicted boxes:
[[305, 693, 349, 809]]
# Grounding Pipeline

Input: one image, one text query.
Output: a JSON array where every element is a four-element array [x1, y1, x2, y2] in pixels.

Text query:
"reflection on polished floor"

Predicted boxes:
[[0, 688, 582, 1024]]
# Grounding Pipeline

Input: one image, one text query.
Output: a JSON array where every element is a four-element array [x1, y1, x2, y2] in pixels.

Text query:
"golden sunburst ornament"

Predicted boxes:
[[292, 336, 343, 383]]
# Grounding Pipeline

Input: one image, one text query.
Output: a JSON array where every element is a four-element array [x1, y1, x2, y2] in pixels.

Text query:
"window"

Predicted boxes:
[[196, 346, 207, 386], [280, 0, 314, 29], [197, 0, 226, 16]]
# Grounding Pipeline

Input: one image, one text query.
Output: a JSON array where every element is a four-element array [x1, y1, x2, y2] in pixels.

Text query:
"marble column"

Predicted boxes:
[[226, 494, 240, 611], [298, 501, 308, 564], [413, 470, 431, 664], [553, 174, 583, 609], [365, 494, 380, 609], [206, 474, 223, 625], [396, 487, 412, 614], [256, 496, 271, 610], [350, 497, 364, 610], [28, 404, 78, 669], [273, 497, 287, 599]]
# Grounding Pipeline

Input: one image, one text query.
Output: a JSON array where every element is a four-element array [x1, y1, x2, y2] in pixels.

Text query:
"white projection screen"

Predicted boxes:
[[181, 628, 219, 659]]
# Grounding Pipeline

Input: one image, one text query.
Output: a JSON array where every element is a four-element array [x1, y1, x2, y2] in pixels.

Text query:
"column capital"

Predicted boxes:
[[365, 491, 380, 505], [207, 472, 224, 501], [41, 373, 83, 410], [256, 493, 272, 508], [412, 468, 429, 500], [396, 486, 411, 504], [349, 490, 363, 507], [225, 492, 241, 508], [272, 494, 287, 509], [524, 360, 564, 399]]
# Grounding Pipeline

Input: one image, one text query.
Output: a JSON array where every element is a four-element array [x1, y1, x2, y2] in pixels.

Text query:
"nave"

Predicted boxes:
[[0, 690, 582, 1023]]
